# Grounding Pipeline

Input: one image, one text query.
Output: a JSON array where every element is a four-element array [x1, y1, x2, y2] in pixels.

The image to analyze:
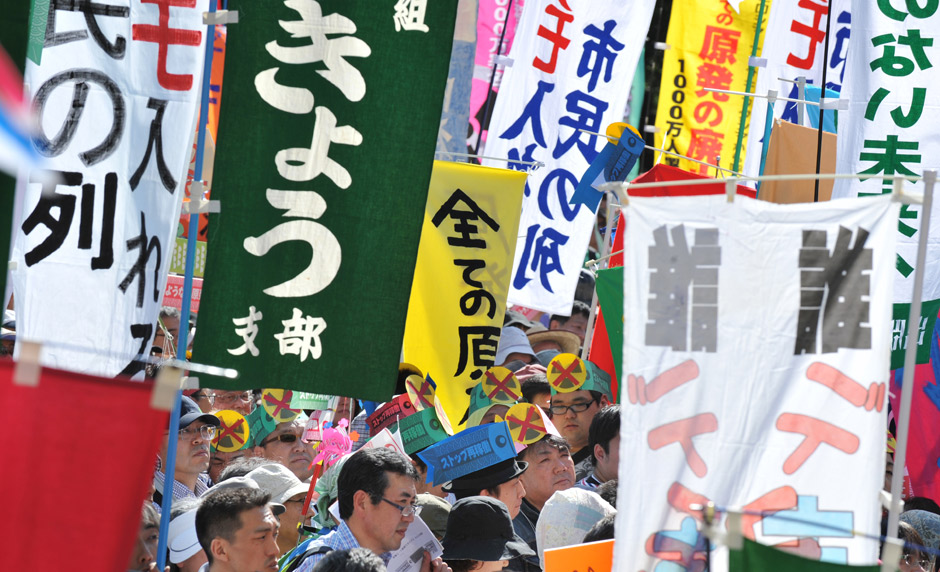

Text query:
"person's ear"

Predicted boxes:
[[600, 395, 610, 407], [594, 443, 606, 463], [353, 489, 372, 514], [211, 538, 228, 563]]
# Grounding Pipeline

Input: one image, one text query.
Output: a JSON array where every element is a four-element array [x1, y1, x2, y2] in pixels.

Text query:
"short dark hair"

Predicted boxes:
[[588, 405, 621, 464], [452, 482, 503, 502], [196, 487, 271, 565], [521, 375, 550, 404], [903, 496, 940, 515], [313, 548, 385, 572], [446, 561, 479, 572], [550, 301, 590, 325], [338, 448, 418, 520], [517, 434, 570, 463], [583, 513, 615, 543], [596, 479, 617, 509], [218, 456, 274, 481]]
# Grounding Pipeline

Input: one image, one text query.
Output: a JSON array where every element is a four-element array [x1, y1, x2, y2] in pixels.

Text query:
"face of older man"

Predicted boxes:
[[254, 420, 314, 481], [161, 421, 215, 478]]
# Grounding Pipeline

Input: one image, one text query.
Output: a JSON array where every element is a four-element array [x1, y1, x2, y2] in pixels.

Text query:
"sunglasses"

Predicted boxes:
[[260, 433, 300, 447]]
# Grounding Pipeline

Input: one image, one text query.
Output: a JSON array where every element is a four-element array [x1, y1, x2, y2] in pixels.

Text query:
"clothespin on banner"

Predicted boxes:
[[14, 340, 42, 387], [725, 179, 736, 203], [152, 366, 184, 411], [203, 9, 238, 25]]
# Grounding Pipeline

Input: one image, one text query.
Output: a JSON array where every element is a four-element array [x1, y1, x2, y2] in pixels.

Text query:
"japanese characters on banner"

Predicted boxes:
[[832, 3, 940, 370], [742, 0, 851, 179], [193, 1, 457, 401], [654, 0, 766, 176], [468, 0, 526, 151], [483, 0, 654, 315], [11, 0, 210, 375], [615, 195, 897, 570], [402, 161, 526, 429]]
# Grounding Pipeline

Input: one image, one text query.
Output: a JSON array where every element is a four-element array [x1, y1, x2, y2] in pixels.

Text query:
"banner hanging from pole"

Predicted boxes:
[[483, 0, 655, 315], [615, 194, 897, 570], [653, 0, 767, 176], [194, 0, 458, 401], [402, 161, 526, 430], [742, 0, 852, 180], [11, 0, 211, 376]]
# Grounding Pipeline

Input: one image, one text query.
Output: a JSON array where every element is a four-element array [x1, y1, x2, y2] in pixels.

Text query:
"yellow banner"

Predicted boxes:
[[654, 0, 769, 175], [402, 161, 526, 430]]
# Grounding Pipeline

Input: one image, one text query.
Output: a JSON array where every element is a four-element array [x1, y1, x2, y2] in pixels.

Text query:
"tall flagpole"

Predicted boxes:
[[155, 1, 221, 569], [813, 0, 834, 202]]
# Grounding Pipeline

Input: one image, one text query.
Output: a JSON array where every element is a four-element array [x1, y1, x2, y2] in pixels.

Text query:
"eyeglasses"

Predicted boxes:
[[209, 391, 254, 406], [548, 398, 599, 416], [260, 433, 300, 447], [179, 425, 217, 441], [381, 498, 422, 518], [902, 553, 930, 569]]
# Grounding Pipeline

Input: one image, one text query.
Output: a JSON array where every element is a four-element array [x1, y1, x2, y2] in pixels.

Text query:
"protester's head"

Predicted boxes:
[[905, 498, 940, 516], [246, 464, 311, 551], [253, 417, 314, 481], [218, 456, 276, 482], [338, 448, 420, 554], [153, 306, 182, 359], [535, 488, 616, 568], [411, 455, 447, 498], [209, 448, 249, 485], [901, 510, 940, 571], [549, 301, 590, 343], [208, 389, 256, 416], [186, 388, 214, 413], [441, 497, 535, 572], [899, 521, 930, 572], [517, 435, 575, 511], [168, 505, 208, 572], [583, 513, 615, 543], [444, 458, 528, 519], [588, 405, 621, 483], [494, 326, 537, 367], [596, 479, 618, 509], [416, 493, 452, 541], [196, 487, 279, 571], [549, 361, 611, 453], [311, 548, 386, 572], [526, 324, 580, 357], [127, 503, 160, 572], [521, 374, 551, 413], [160, 396, 220, 483]]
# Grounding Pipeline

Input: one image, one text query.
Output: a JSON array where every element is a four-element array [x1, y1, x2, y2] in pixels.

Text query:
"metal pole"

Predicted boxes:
[[885, 171, 936, 544], [731, 0, 769, 172], [813, 0, 834, 202], [155, 1, 220, 569]]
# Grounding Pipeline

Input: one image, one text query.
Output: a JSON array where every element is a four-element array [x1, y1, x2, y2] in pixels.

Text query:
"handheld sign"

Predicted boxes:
[[417, 422, 516, 486], [214, 410, 250, 452], [543, 539, 614, 572], [367, 393, 417, 434]]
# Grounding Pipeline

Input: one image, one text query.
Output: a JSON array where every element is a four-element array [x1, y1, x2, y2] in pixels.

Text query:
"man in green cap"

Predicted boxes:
[[548, 358, 612, 481]]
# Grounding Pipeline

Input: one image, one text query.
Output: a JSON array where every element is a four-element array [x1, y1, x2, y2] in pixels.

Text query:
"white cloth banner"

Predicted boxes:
[[12, 0, 209, 375], [615, 194, 897, 570], [742, 0, 852, 179], [832, 1, 940, 306], [482, 0, 654, 315]]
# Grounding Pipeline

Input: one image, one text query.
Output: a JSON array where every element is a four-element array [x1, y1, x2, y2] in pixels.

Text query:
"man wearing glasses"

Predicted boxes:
[[207, 390, 256, 416], [155, 395, 221, 504], [548, 359, 613, 481], [287, 448, 450, 572], [252, 416, 315, 482]]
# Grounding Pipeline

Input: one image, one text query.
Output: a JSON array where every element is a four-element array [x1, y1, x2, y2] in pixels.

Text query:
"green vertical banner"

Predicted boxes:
[[194, 1, 457, 401]]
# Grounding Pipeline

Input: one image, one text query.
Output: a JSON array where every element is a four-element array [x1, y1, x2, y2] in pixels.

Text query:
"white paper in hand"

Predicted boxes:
[[386, 515, 443, 572]]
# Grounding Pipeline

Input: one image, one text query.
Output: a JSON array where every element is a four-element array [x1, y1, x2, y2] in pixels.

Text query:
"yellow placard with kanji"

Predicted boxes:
[[402, 161, 527, 431], [654, 0, 770, 175], [214, 410, 250, 452]]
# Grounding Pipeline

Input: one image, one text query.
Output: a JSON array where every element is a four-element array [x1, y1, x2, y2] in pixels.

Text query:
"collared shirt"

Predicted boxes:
[[577, 473, 602, 490], [153, 470, 211, 504], [350, 411, 371, 452], [289, 521, 390, 572]]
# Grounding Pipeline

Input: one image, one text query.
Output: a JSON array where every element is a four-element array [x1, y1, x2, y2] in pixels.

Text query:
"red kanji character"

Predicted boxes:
[[787, 0, 828, 70], [695, 63, 734, 100], [699, 26, 741, 65], [687, 128, 724, 173], [667, 482, 798, 540], [693, 101, 724, 127], [648, 413, 718, 478], [776, 413, 859, 474], [806, 362, 885, 412], [533, 0, 573, 74], [132, 0, 202, 91], [627, 360, 699, 405]]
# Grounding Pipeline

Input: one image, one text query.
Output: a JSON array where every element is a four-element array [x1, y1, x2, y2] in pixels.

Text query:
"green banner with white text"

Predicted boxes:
[[194, 0, 457, 400]]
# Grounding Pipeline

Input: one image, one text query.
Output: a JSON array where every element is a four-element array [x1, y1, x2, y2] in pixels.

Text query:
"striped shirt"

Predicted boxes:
[[290, 521, 390, 572]]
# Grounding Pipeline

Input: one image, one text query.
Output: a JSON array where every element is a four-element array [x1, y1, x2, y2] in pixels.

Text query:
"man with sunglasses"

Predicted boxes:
[[252, 416, 315, 482], [547, 358, 613, 481], [287, 448, 450, 572], [155, 395, 221, 504]]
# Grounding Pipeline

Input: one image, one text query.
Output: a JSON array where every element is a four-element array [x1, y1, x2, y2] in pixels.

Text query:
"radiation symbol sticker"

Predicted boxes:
[[505, 403, 547, 445], [262, 389, 301, 423], [481, 367, 522, 404], [547, 353, 587, 393], [406, 374, 436, 411], [214, 410, 250, 452]]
